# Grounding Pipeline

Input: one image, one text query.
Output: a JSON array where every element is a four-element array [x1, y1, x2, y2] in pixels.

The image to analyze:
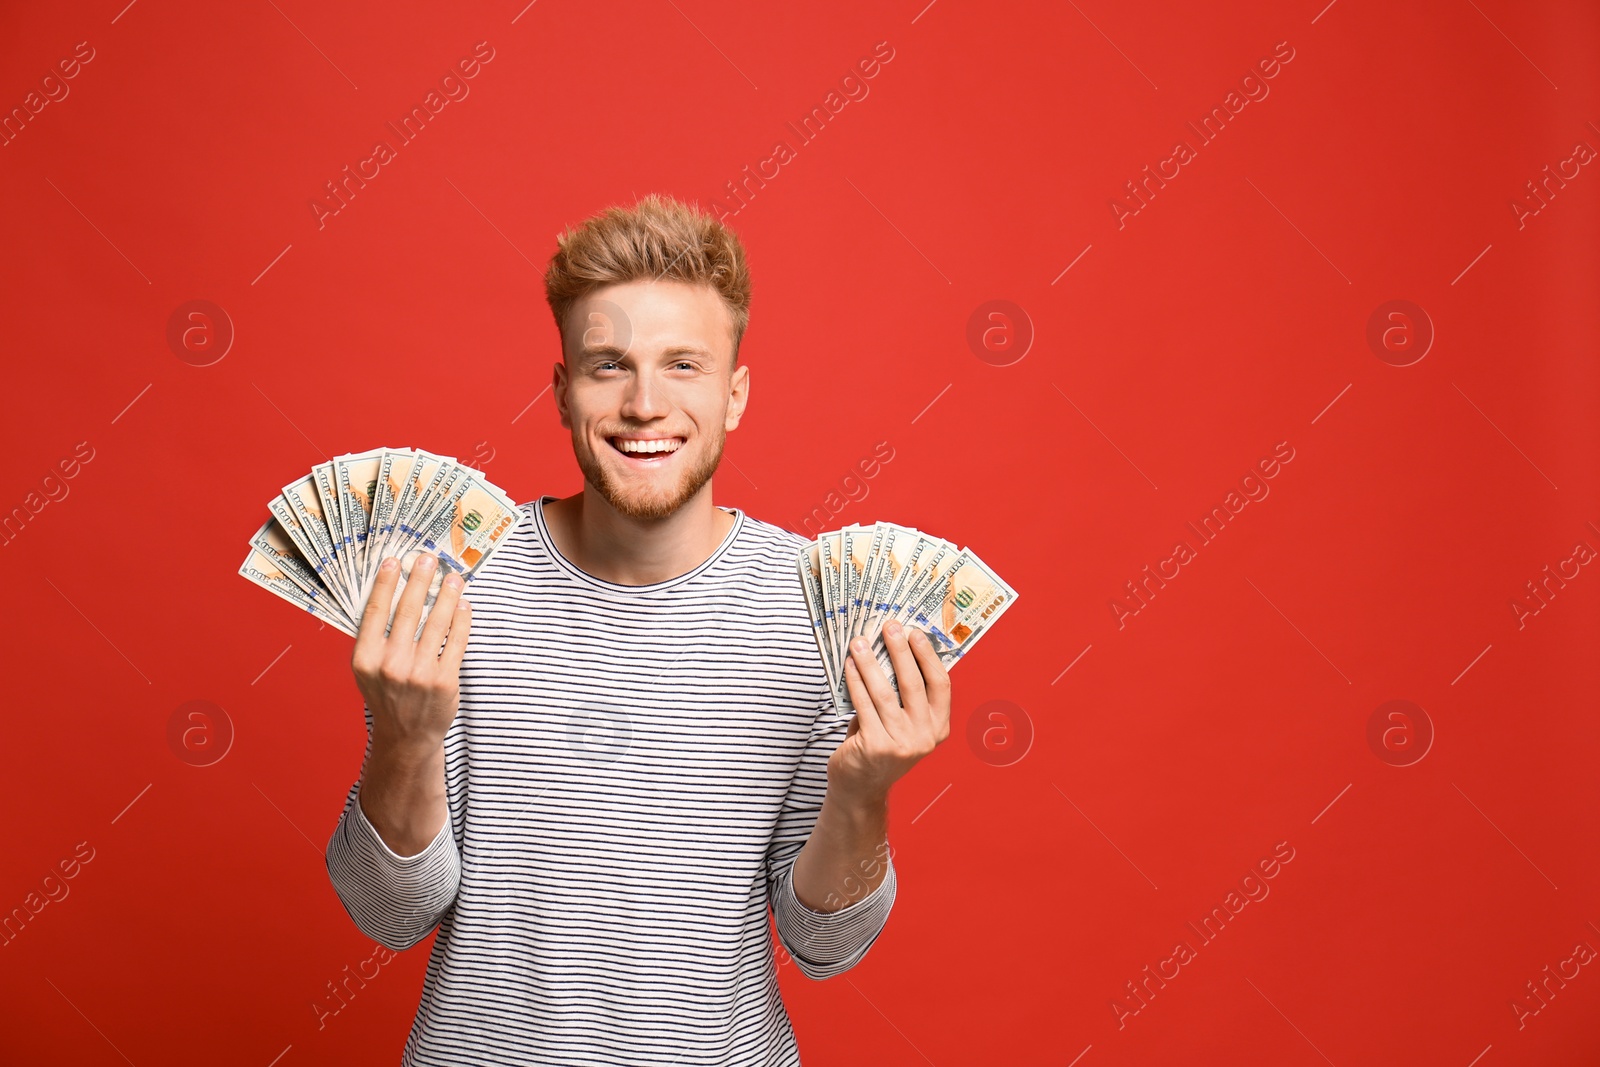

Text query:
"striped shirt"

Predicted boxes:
[[324, 495, 897, 1065]]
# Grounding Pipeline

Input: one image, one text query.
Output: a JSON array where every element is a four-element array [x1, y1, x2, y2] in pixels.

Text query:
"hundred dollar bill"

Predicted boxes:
[[797, 542, 841, 707], [246, 517, 359, 632], [840, 524, 883, 709], [281, 473, 360, 617], [384, 450, 456, 565], [334, 447, 386, 595], [378, 463, 474, 582], [312, 461, 354, 599], [361, 448, 452, 604], [404, 463, 475, 557], [420, 473, 520, 575], [856, 523, 915, 648], [851, 524, 876, 668], [362, 447, 418, 591], [818, 528, 846, 688], [847, 523, 885, 645], [884, 547, 1020, 681], [271, 482, 356, 619], [239, 547, 359, 637], [368, 467, 523, 637], [839, 525, 857, 671], [865, 532, 958, 689], [849, 522, 888, 646], [881, 534, 955, 639]]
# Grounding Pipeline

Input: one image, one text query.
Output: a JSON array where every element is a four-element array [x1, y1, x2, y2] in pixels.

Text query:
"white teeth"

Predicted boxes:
[[614, 438, 682, 455]]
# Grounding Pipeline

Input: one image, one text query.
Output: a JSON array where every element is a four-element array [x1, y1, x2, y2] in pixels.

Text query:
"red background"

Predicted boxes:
[[2, 1, 1597, 1064]]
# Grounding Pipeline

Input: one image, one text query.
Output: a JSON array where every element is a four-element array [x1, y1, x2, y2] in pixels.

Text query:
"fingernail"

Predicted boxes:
[[852, 637, 867, 652], [886, 621, 901, 636], [419, 555, 436, 570], [446, 573, 462, 589], [380, 558, 397, 572]]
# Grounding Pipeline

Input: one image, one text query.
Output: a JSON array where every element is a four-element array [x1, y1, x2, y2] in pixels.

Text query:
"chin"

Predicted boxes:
[[577, 433, 725, 522]]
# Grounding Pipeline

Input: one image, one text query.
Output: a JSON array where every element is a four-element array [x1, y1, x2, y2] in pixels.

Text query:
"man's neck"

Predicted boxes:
[[543, 486, 735, 586]]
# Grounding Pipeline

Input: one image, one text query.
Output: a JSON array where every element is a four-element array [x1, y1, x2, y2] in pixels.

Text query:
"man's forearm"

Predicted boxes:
[[790, 788, 891, 912], [358, 737, 448, 857]]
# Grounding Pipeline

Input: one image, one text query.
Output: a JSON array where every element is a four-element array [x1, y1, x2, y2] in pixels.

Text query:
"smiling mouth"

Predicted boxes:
[[608, 436, 686, 464]]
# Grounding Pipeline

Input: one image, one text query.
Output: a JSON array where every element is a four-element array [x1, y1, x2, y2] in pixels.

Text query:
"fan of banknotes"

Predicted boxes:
[[797, 523, 1019, 710], [239, 447, 523, 638]]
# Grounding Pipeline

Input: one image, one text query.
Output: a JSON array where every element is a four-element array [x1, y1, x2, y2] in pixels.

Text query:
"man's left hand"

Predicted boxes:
[[829, 619, 952, 805]]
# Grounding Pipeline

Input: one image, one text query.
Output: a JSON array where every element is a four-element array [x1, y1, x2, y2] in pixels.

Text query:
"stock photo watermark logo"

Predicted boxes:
[[566, 704, 634, 765], [1509, 136, 1595, 231], [797, 441, 895, 539], [310, 41, 497, 230], [1110, 840, 1297, 1029], [1109, 40, 1296, 230], [580, 297, 633, 355], [1, 440, 96, 549], [965, 698, 1034, 767], [1509, 532, 1594, 631], [1, 841, 97, 949], [1109, 441, 1296, 629], [1364, 300, 1433, 367], [166, 699, 235, 767], [1509, 934, 1596, 1031], [966, 301, 1033, 367], [1365, 699, 1433, 767], [310, 941, 399, 1030], [166, 300, 235, 367], [459, 440, 497, 472], [709, 41, 897, 221], [0, 40, 96, 149]]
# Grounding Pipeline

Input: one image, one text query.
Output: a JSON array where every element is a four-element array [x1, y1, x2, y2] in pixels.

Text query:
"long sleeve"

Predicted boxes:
[[765, 688, 897, 980], [324, 701, 461, 951]]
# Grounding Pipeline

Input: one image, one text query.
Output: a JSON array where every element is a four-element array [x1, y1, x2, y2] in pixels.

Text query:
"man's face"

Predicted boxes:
[[554, 279, 749, 523]]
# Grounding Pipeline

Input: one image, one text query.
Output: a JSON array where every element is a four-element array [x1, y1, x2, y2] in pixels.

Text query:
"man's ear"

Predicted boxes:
[[553, 359, 570, 430], [725, 362, 749, 432]]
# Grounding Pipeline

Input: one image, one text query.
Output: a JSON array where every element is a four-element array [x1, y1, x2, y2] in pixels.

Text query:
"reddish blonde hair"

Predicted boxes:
[[543, 193, 752, 363]]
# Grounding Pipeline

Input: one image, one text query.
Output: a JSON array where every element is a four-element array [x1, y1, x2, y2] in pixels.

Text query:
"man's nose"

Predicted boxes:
[[621, 370, 671, 420]]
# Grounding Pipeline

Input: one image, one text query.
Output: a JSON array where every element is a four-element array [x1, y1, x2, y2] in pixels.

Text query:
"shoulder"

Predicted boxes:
[[725, 510, 809, 575], [734, 510, 808, 551]]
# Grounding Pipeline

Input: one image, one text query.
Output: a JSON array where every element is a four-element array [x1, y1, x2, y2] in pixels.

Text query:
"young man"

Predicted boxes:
[[325, 194, 952, 1065]]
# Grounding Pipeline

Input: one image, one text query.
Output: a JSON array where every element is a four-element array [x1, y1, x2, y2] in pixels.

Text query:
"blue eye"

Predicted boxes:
[[595, 360, 696, 372]]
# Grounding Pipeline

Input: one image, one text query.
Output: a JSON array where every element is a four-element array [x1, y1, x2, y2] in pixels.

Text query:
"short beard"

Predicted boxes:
[[574, 425, 725, 523]]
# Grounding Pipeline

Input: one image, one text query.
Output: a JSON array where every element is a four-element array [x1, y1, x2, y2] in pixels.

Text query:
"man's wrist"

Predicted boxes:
[[822, 783, 890, 830], [371, 727, 445, 767]]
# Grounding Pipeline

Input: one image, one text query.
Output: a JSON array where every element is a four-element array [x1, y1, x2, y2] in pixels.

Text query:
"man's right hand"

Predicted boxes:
[[352, 553, 472, 753]]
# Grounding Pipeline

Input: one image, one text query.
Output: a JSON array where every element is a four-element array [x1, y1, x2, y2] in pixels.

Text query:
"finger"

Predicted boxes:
[[849, 637, 901, 739], [417, 568, 464, 658], [842, 656, 880, 741], [907, 626, 952, 735], [354, 556, 401, 664], [388, 553, 437, 650], [856, 637, 909, 733], [440, 595, 472, 673], [882, 622, 928, 714]]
